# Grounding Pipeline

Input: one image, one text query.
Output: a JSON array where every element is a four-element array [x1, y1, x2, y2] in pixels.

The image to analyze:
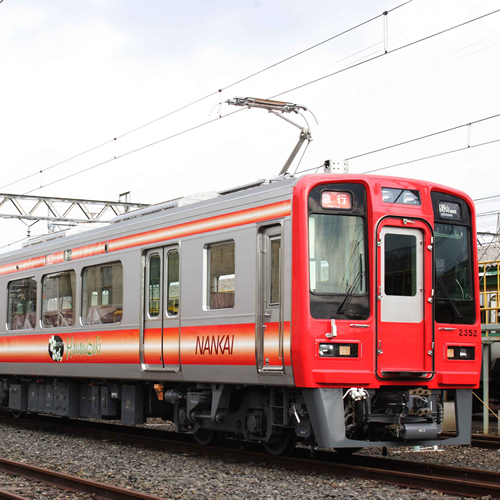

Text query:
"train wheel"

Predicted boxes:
[[263, 430, 297, 456], [193, 429, 223, 446]]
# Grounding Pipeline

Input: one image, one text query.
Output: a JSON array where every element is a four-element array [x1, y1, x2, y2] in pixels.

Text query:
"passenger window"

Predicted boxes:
[[384, 234, 416, 296], [42, 271, 76, 328], [149, 254, 161, 317], [207, 241, 235, 310], [82, 262, 123, 325], [7, 278, 37, 330], [167, 250, 179, 317]]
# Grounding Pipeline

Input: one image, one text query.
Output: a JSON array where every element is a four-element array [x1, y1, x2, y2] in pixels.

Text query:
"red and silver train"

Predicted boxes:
[[0, 172, 480, 454]]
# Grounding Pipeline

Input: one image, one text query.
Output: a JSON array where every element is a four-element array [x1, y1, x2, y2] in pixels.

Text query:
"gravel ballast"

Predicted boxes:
[[0, 420, 497, 500]]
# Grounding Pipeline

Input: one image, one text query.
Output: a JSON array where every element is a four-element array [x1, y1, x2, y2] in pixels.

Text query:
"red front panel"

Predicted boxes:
[[291, 174, 481, 389]]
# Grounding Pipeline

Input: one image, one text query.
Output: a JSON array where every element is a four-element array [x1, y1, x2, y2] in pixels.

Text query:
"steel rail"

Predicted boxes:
[[0, 489, 26, 500], [472, 434, 500, 449], [0, 413, 499, 498], [443, 431, 500, 449], [0, 455, 164, 500]]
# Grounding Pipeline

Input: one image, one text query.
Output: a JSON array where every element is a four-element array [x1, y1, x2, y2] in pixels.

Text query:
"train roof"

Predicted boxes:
[[0, 172, 474, 266], [0, 175, 297, 264]]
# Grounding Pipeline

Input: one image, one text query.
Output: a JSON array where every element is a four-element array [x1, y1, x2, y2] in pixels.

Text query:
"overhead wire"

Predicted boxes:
[[302, 0, 498, 100], [475, 194, 500, 203], [477, 210, 500, 218], [0, 237, 28, 251], [22, 7, 500, 196], [23, 109, 245, 195], [361, 138, 500, 174], [269, 7, 500, 100], [0, 1, 412, 194], [357, 32, 500, 102], [347, 0, 500, 100], [346, 112, 500, 161], [2, 4, 499, 253]]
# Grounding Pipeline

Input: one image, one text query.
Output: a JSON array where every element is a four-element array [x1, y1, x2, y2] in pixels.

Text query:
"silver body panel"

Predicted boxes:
[[0, 179, 296, 387]]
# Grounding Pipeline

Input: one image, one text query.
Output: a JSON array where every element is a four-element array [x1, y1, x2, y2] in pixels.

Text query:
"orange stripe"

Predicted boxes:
[[0, 200, 291, 277], [181, 324, 254, 365], [0, 330, 139, 364], [143, 327, 180, 365], [0, 322, 292, 367]]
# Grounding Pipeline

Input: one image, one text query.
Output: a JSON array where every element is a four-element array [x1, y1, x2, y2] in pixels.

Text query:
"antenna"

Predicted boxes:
[[224, 97, 317, 176]]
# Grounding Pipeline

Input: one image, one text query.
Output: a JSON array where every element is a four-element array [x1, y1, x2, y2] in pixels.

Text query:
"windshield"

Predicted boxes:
[[435, 223, 473, 301], [309, 214, 366, 294]]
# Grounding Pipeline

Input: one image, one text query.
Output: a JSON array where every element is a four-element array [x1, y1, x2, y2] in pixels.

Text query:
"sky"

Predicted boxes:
[[0, 0, 499, 251]]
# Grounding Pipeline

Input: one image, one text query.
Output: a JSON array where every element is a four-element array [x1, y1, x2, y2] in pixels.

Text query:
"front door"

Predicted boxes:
[[376, 220, 433, 378], [143, 246, 180, 372], [257, 226, 284, 373]]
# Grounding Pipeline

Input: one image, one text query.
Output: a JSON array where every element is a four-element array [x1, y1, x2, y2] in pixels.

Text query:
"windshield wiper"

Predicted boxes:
[[436, 275, 463, 319], [337, 270, 364, 315]]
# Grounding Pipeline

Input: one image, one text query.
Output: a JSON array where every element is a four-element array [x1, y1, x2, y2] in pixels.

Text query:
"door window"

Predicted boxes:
[[384, 234, 416, 297], [269, 238, 281, 305], [149, 254, 161, 317], [166, 250, 179, 317]]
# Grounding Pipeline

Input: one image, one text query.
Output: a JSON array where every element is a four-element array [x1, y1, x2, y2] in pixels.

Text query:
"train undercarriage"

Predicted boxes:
[[0, 377, 470, 454]]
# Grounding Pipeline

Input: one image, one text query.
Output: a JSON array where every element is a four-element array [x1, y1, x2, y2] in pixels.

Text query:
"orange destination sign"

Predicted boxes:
[[321, 191, 352, 210]]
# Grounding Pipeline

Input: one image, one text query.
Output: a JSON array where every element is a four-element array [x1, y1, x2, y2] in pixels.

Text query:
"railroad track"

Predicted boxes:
[[1, 414, 499, 499], [471, 433, 500, 449], [442, 431, 500, 449], [0, 456, 163, 500]]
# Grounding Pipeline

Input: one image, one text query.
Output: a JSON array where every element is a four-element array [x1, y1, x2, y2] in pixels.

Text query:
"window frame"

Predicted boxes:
[[41, 269, 76, 329], [431, 191, 476, 325], [204, 240, 235, 311], [308, 213, 367, 297], [307, 182, 370, 321], [383, 232, 417, 297], [148, 253, 162, 319], [268, 235, 281, 307], [81, 261, 123, 326], [166, 249, 180, 318], [6, 276, 37, 331]]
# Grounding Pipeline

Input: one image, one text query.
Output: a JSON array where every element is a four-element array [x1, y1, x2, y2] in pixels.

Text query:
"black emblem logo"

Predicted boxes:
[[48, 335, 64, 362]]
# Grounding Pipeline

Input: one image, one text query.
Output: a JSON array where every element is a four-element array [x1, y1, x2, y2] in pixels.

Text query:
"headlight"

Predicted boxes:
[[447, 346, 475, 360], [319, 343, 358, 358]]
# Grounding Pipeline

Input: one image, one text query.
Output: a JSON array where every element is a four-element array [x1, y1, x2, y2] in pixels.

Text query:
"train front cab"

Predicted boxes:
[[292, 175, 481, 449]]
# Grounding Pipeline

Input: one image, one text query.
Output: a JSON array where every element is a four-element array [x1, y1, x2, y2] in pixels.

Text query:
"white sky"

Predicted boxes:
[[0, 0, 499, 250]]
